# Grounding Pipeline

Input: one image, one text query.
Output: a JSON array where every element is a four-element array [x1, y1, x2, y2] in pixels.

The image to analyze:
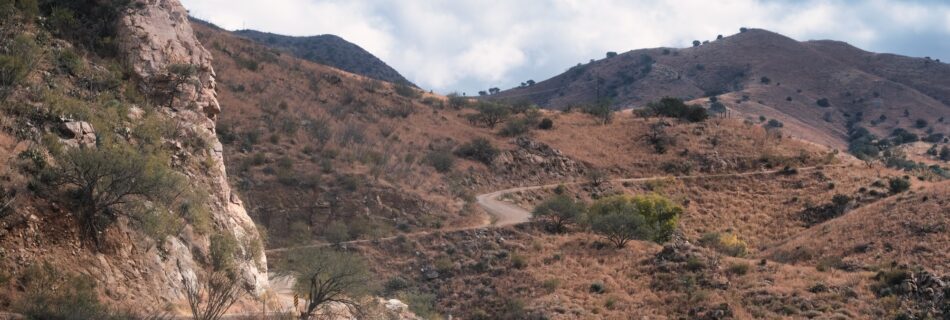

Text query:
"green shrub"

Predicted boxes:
[[324, 220, 351, 245], [425, 150, 454, 173], [210, 232, 239, 272], [15, 263, 141, 320], [538, 118, 553, 130], [532, 195, 585, 233], [698, 232, 748, 257], [726, 261, 751, 275], [816, 98, 830, 107], [454, 138, 498, 165], [589, 281, 606, 294], [499, 117, 531, 136], [645, 97, 708, 122], [394, 83, 420, 98], [888, 177, 911, 194], [0, 34, 38, 90], [586, 194, 682, 247], [41, 146, 185, 250]]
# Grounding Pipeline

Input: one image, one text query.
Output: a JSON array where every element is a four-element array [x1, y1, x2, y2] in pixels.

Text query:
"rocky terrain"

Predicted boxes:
[[0, 1, 947, 319], [491, 29, 950, 148]]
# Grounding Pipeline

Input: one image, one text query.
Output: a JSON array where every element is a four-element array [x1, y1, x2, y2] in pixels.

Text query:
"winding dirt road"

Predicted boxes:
[[256, 165, 839, 315]]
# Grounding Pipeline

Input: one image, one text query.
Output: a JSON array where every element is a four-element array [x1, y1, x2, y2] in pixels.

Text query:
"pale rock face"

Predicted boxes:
[[115, 0, 267, 299], [58, 121, 96, 148]]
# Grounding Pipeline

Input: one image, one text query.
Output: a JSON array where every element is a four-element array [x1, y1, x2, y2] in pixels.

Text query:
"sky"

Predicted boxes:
[[182, 0, 950, 95]]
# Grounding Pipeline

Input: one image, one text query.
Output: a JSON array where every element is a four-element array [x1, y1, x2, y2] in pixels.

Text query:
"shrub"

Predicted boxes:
[[914, 118, 928, 129], [40, 146, 184, 250], [698, 232, 748, 257], [538, 117, 554, 130], [454, 138, 498, 165], [210, 232, 239, 272], [0, 34, 38, 90], [726, 262, 751, 275], [446, 93, 468, 109], [888, 177, 911, 194], [325, 220, 351, 245], [472, 101, 510, 128], [584, 99, 614, 125], [759, 76, 771, 84], [586, 194, 682, 247], [590, 281, 606, 294], [425, 150, 454, 173], [278, 248, 372, 318], [181, 271, 245, 320], [606, 51, 618, 58], [645, 97, 708, 122], [542, 279, 561, 292], [890, 128, 919, 145], [940, 146, 950, 161], [642, 121, 675, 154], [532, 195, 586, 232], [394, 83, 420, 98], [499, 117, 531, 136], [816, 98, 830, 107], [15, 263, 143, 320]]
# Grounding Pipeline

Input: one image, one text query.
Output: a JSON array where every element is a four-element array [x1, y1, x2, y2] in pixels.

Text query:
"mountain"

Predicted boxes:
[[227, 28, 416, 87], [492, 29, 950, 148]]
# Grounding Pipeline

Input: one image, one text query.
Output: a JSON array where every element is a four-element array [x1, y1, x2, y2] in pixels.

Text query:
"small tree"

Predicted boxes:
[[586, 194, 682, 247], [279, 248, 372, 319], [181, 271, 244, 320], [692, 40, 701, 47], [43, 146, 184, 249], [532, 195, 586, 232], [474, 101, 510, 128], [454, 138, 498, 165], [584, 99, 613, 125], [447, 93, 468, 109], [940, 146, 950, 161], [642, 121, 674, 154]]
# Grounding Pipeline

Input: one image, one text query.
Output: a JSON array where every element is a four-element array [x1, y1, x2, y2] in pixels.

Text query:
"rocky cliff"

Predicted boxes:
[[115, 0, 268, 297]]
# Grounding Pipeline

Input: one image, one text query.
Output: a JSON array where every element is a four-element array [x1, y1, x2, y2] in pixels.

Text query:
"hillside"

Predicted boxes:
[[195, 16, 835, 250], [212, 25, 416, 87], [492, 29, 950, 148], [0, 0, 265, 314], [769, 180, 950, 274]]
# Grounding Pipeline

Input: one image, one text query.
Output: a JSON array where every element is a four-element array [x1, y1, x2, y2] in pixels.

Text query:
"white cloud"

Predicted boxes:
[[181, 0, 950, 94]]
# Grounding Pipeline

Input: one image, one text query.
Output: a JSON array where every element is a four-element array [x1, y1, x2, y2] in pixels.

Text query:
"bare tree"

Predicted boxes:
[[180, 266, 245, 320], [278, 248, 371, 319]]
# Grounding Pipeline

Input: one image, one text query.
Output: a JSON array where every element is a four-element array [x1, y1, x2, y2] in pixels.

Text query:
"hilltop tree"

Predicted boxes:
[[586, 194, 682, 248], [692, 40, 701, 47], [532, 195, 586, 233], [489, 87, 501, 95]]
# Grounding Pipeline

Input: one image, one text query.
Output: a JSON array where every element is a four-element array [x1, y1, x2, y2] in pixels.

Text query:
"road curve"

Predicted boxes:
[[474, 165, 838, 228]]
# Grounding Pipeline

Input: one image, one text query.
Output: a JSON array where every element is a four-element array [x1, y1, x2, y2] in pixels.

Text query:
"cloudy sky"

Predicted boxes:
[[182, 0, 950, 94]]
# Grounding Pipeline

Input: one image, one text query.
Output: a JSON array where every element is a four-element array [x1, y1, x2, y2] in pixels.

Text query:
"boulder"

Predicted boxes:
[[58, 121, 96, 148]]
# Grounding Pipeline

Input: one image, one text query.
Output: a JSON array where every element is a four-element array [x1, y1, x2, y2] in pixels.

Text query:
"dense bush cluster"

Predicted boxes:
[[643, 97, 708, 122], [454, 138, 498, 165]]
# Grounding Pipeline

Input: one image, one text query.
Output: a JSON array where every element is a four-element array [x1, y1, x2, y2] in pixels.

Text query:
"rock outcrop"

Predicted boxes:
[[493, 137, 587, 182], [114, 0, 267, 298]]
